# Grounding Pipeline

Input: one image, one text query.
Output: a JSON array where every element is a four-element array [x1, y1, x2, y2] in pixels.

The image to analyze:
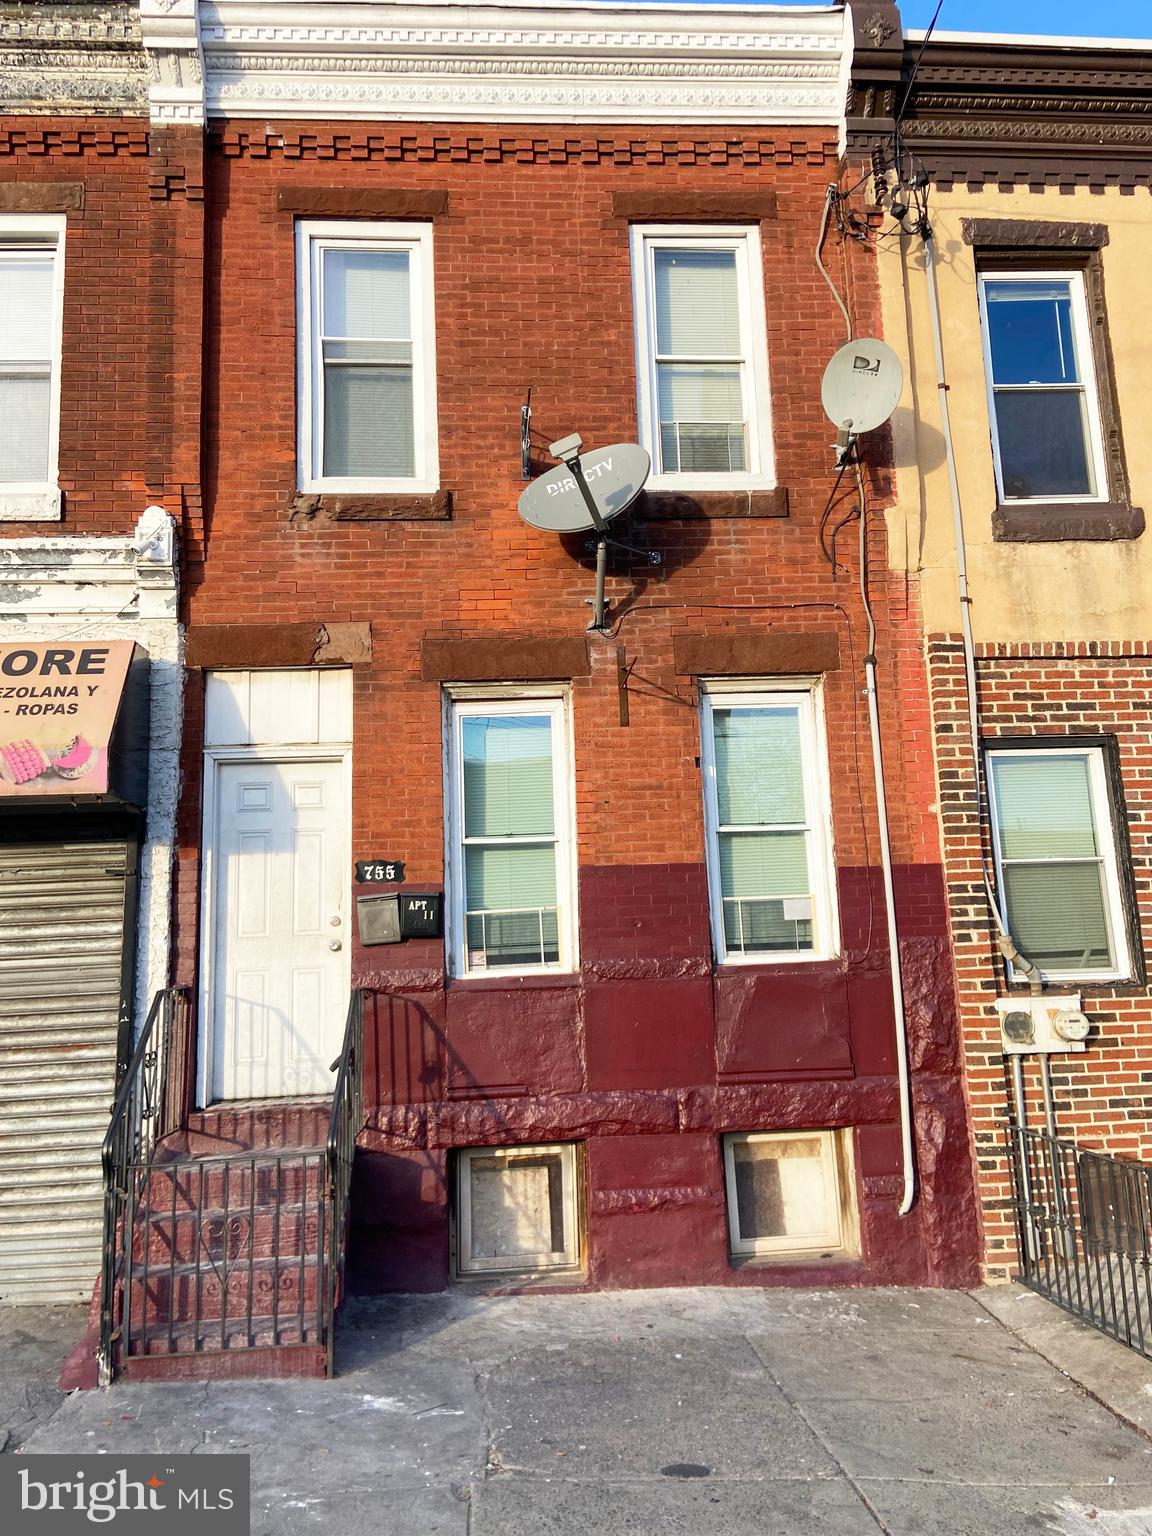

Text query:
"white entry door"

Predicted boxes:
[[208, 756, 349, 1101]]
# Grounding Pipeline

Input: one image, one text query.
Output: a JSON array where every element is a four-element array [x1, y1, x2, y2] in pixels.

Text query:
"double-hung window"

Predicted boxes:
[[987, 745, 1132, 982], [631, 225, 773, 489], [297, 220, 437, 493], [0, 215, 65, 520], [700, 683, 837, 964], [446, 693, 577, 978], [978, 271, 1108, 504]]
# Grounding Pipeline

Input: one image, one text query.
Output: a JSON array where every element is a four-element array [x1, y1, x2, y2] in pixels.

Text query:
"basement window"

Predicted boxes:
[[723, 1130, 855, 1260], [455, 1143, 582, 1278]]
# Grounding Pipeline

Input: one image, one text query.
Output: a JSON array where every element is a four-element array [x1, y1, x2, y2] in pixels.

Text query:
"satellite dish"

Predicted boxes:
[[518, 443, 650, 533], [820, 338, 904, 435]]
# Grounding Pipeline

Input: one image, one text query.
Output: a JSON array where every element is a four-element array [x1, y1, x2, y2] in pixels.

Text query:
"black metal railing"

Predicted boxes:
[[99, 987, 365, 1382], [98, 987, 191, 1384], [1006, 1122, 1152, 1358], [325, 988, 365, 1377]]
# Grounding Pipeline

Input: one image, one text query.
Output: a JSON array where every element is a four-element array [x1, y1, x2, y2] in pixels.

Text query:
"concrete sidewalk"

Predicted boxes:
[[8, 1286, 1152, 1534]]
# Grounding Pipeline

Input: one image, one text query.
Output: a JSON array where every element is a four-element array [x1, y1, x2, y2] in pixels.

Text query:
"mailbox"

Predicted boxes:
[[399, 893, 443, 939], [356, 894, 401, 946]]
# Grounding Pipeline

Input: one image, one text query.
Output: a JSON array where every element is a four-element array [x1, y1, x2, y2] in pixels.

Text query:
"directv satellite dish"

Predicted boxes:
[[518, 442, 650, 533], [820, 338, 904, 435]]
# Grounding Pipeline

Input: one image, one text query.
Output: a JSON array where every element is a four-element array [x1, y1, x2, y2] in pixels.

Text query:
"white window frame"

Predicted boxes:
[[723, 1130, 853, 1260], [986, 744, 1131, 985], [455, 1142, 582, 1277], [0, 213, 66, 521], [630, 223, 774, 492], [296, 219, 438, 494], [977, 269, 1110, 506], [443, 686, 578, 980], [699, 678, 838, 967]]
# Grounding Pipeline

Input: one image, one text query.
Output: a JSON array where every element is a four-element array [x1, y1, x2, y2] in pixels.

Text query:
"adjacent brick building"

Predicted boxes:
[[851, 8, 1152, 1280]]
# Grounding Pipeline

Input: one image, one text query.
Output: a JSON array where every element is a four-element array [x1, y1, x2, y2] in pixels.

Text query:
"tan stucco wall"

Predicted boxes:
[[877, 187, 1152, 642]]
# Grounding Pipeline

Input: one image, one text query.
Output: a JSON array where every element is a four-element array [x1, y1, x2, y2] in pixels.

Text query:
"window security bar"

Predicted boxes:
[[465, 905, 560, 968]]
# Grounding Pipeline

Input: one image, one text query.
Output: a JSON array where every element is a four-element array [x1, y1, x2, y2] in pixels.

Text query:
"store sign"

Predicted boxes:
[[0, 641, 135, 796]]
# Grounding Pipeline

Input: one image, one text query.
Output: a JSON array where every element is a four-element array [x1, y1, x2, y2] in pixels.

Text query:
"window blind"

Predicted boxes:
[[461, 713, 560, 967], [711, 704, 814, 954], [319, 246, 415, 478], [653, 247, 746, 474], [991, 753, 1115, 972], [0, 253, 54, 484]]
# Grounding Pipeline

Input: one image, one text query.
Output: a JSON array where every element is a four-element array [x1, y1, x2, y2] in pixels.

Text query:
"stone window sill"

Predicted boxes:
[[636, 487, 788, 520], [290, 489, 452, 523], [0, 487, 62, 522], [993, 501, 1144, 542]]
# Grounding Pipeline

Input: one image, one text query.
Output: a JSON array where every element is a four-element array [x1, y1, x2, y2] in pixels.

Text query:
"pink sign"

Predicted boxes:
[[0, 641, 136, 796]]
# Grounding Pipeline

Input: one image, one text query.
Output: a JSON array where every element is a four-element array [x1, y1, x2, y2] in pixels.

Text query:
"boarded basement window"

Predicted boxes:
[[455, 1143, 581, 1277], [723, 1130, 855, 1260]]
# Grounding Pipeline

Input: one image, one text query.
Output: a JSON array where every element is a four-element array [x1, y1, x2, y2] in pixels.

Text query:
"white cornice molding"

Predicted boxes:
[[141, 0, 207, 124], [198, 1, 849, 125]]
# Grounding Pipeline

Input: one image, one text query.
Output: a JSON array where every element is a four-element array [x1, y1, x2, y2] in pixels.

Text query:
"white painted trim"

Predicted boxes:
[[986, 744, 1132, 986], [296, 219, 439, 495], [630, 224, 775, 492], [197, 0, 848, 125], [906, 28, 1152, 50], [444, 690, 579, 980], [196, 741, 353, 1107], [699, 679, 838, 966], [0, 215, 66, 516], [456, 1141, 581, 1277], [977, 269, 1111, 507]]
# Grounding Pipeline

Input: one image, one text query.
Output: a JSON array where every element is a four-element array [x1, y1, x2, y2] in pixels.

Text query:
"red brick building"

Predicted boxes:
[[849, 8, 1152, 1316], [2, 0, 982, 1378], [0, 1, 188, 1306], [168, 0, 977, 1310]]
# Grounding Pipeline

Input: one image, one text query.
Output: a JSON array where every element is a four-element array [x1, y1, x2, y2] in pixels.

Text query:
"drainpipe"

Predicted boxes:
[[920, 232, 1042, 996], [816, 185, 917, 1216], [856, 465, 917, 1216]]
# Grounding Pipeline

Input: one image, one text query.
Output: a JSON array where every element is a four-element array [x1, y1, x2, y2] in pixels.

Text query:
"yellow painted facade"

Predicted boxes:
[[877, 188, 1152, 642]]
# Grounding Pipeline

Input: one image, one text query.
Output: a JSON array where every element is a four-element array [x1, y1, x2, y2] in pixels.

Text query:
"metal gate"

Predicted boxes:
[[1006, 1122, 1152, 1358], [0, 821, 138, 1304]]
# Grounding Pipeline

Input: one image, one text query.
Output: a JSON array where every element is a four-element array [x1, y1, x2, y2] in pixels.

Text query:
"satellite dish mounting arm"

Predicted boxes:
[[550, 434, 611, 631]]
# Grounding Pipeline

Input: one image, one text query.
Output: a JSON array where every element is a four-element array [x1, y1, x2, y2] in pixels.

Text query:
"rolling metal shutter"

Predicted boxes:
[[0, 830, 135, 1304]]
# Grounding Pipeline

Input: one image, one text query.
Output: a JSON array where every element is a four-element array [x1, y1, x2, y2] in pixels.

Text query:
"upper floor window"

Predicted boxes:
[[978, 271, 1108, 504], [444, 691, 577, 979], [296, 221, 437, 494], [700, 681, 837, 965], [987, 744, 1132, 983], [631, 225, 773, 490], [0, 215, 65, 520]]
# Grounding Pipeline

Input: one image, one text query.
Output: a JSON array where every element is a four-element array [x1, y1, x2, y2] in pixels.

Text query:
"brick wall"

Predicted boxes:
[[0, 117, 202, 546], [175, 122, 980, 1291], [929, 636, 1152, 1278]]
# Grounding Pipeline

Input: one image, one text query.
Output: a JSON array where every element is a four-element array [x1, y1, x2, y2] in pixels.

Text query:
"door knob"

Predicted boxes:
[[329, 939, 342, 952]]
